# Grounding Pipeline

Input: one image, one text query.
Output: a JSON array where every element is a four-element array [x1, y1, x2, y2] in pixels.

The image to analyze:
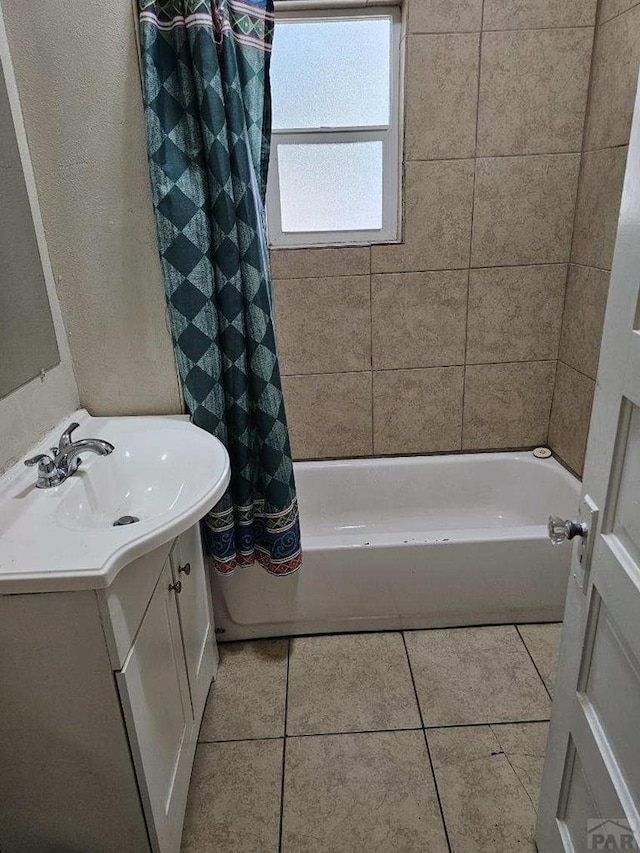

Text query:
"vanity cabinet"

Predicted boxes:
[[0, 523, 217, 853]]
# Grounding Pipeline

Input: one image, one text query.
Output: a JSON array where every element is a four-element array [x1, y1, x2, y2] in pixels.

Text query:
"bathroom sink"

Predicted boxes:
[[0, 411, 230, 593]]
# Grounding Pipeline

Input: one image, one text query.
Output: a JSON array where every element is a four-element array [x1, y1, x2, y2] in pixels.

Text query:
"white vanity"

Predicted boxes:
[[0, 411, 230, 853]]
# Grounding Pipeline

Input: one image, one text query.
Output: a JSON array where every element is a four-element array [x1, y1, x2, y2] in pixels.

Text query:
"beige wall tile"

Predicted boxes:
[[483, 0, 597, 29], [408, 0, 483, 33], [273, 276, 370, 375], [559, 265, 610, 379], [199, 640, 288, 741], [182, 740, 282, 853], [428, 723, 546, 851], [270, 246, 369, 279], [372, 271, 467, 369], [477, 29, 592, 157], [467, 265, 566, 364], [283, 372, 372, 460], [372, 160, 475, 273], [571, 146, 628, 270], [287, 633, 421, 735], [548, 361, 595, 475], [471, 154, 580, 267], [599, 0, 640, 23], [463, 361, 556, 449], [406, 34, 480, 161], [282, 731, 449, 853], [373, 367, 464, 454], [2, 1, 183, 417], [585, 5, 640, 149], [405, 626, 551, 726]]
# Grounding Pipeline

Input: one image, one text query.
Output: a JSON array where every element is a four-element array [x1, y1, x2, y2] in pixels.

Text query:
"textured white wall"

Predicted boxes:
[[1, 0, 182, 417], [0, 6, 78, 473]]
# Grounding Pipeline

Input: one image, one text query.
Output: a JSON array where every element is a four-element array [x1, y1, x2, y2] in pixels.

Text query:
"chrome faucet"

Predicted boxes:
[[24, 422, 114, 489]]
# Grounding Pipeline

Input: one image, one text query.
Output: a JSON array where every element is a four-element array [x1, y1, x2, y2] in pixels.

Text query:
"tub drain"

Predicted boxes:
[[113, 515, 140, 526]]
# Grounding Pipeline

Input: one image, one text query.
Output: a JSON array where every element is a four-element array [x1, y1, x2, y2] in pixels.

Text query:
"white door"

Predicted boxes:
[[117, 559, 195, 853], [537, 78, 640, 852], [170, 525, 218, 727]]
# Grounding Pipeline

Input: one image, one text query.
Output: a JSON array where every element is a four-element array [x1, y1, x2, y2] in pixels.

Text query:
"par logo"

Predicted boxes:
[[587, 819, 638, 851]]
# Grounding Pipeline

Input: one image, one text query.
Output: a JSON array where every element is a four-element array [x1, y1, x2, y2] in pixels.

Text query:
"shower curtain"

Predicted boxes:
[[137, 0, 302, 576]]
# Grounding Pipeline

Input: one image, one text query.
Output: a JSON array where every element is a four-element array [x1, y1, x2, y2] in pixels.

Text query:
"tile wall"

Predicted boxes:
[[271, 0, 598, 461], [548, 0, 640, 474]]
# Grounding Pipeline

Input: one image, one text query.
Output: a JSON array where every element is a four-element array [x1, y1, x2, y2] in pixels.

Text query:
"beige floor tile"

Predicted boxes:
[[427, 724, 544, 852], [286, 632, 421, 735], [199, 639, 288, 741], [405, 626, 551, 726], [181, 740, 283, 853], [282, 731, 449, 853], [491, 721, 549, 806], [518, 623, 563, 695]]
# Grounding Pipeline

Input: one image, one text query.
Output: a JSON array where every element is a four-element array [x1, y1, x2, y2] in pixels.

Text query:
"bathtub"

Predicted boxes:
[[211, 451, 580, 641]]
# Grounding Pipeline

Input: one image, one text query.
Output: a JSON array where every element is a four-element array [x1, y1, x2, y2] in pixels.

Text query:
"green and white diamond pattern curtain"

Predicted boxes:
[[138, 0, 302, 575]]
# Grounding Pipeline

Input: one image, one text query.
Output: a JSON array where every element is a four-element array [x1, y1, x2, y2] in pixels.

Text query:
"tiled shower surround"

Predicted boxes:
[[271, 0, 640, 476]]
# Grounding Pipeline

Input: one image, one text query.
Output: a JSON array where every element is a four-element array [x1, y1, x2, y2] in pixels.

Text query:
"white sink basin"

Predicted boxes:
[[0, 411, 230, 593]]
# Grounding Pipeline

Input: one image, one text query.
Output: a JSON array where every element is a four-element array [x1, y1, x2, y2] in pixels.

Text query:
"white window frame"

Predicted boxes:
[[266, 4, 403, 248]]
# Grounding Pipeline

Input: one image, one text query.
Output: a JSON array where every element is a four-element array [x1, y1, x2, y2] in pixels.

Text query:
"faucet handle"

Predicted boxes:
[[24, 453, 65, 488], [24, 453, 55, 472], [58, 422, 80, 450]]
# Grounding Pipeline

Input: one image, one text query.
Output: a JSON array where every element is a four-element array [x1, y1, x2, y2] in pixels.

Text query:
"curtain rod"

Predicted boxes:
[[273, 0, 401, 10]]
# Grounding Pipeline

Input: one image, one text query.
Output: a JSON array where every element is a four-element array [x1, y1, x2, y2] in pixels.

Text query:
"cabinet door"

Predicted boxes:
[[170, 524, 218, 727], [116, 560, 195, 853]]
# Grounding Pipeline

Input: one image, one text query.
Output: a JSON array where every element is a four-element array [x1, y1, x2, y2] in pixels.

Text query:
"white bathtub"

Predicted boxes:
[[211, 452, 580, 641]]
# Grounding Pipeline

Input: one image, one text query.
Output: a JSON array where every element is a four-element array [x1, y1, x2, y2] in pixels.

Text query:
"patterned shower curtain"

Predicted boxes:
[[138, 0, 302, 575]]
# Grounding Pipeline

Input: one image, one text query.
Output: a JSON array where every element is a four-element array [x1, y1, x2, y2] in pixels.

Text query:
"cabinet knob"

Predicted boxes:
[[178, 562, 191, 576], [168, 580, 182, 594]]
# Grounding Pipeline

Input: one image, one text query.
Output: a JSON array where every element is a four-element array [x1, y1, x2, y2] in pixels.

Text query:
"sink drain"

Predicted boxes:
[[113, 515, 140, 527]]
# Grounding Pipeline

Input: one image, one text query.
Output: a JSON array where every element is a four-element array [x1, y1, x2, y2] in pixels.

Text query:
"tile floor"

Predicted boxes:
[[182, 622, 562, 853]]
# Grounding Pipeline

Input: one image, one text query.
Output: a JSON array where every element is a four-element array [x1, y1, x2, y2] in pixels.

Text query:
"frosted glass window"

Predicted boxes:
[[266, 7, 401, 246], [278, 142, 383, 232], [271, 18, 391, 130]]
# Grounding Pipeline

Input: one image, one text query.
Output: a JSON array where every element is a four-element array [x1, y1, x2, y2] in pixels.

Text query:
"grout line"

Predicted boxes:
[[287, 725, 423, 738], [459, 2, 485, 451], [424, 716, 552, 730], [278, 638, 291, 853], [598, 0, 640, 26], [581, 142, 630, 155], [408, 24, 596, 35], [566, 15, 600, 265], [515, 625, 554, 702], [401, 631, 453, 853], [276, 261, 570, 281], [556, 358, 597, 384], [202, 719, 552, 742], [406, 150, 583, 163], [198, 735, 284, 744], [283, 358, 559, 379], [218, 622, 563, 646], [571, 260, 613, 274]]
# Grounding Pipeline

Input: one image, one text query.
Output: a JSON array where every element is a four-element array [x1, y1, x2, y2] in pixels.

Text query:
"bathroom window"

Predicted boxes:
[[266, 6, 402, 247]]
